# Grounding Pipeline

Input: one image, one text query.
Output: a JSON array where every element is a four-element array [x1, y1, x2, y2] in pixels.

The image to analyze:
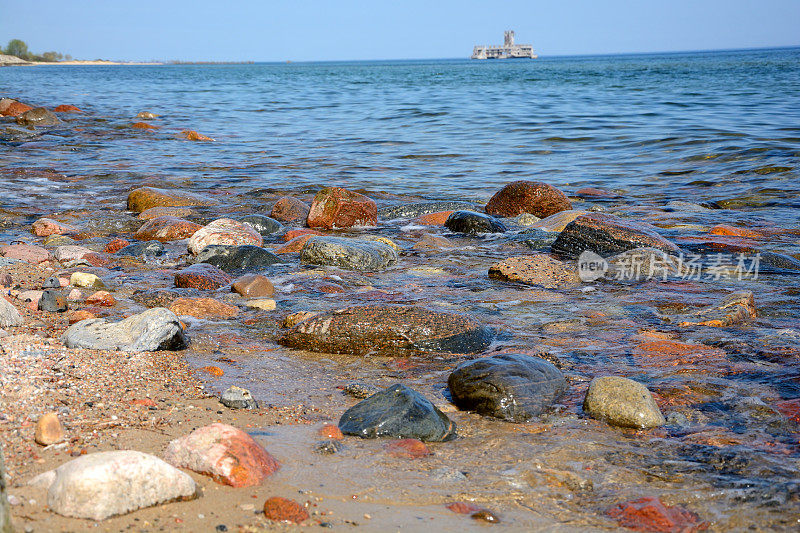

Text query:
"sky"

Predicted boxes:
[[1, 0, 799, 62]]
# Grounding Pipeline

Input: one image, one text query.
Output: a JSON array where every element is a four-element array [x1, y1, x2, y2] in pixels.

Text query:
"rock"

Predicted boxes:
[[53, 104, 83, 113], [446, 502, 483, 515], [676, 291, 757, 328], [53, 245, 92, 263], [135, 111, 158, 119], [35, 412, 64, 445], [448, 354, 567, 422], [188, 218, 263, 255], [339, 384, 455, 441], [282, 311, 317, 328], [317, 424, 343, 440], [68, 310, 96, 324], [606, 497, 707, 532], [603, 247, 686, 282], [232, 274, 274, 297], [0, 100, 32, 117], [193, 245, 282, 273], [132, 121, 158, 130], [270, 197, 311, 223], [62, 307, 188, 351], [551, 213, 680, 259], [86, 290, 116, 307], [138, 206, 196, 220], [117, 240, 165, 256], [126, 186, 216, 213], [471, 510, 501, 523], [43, 234, 75, 246], [1, 243, 50, 264], [300, 236, 397, 272], [525, 210, 587, 232], [32, 217, 78, 237], [239, 214, 284, 236], [516, 228, 558, 250], [0, 297, 23, 328], [174, 263, 232, 290], [34, 451, 198, 520], [384, 439, 431, 458], [314, 440, 345, 455], [485, 181, 572, 218], [163, 423, 279, 487], [245, 298, 276, 311], [307, 187, 377, 229], [414, 211, 455, 225], [169, 297, 239, 319], [489, 254, 580, 289], [135, 216, 202, 242], [66, 289, 82, 301], [280, 304, 493, 356], [282, 228, 322, 242], [70, 272, 105, 289], [38, 289, 68, 312], [0, 274, 12, 288], [379, 201, 478, 220], [445, 211, 507, 235], [220, 386, 258, 409], [412, 234, 454, 253], [181, 129, 213, 141], [15, 107, 61, 126], [263, 496, 309, 524], [274, 234, 316, 254], [0, 449, 10, 532], [574, 187, 619, 199], [18, 290, 43, 309], [583, 376, 665, 429]]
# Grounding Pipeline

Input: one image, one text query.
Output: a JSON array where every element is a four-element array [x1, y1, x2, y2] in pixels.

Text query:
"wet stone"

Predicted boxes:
[[270, 196, 310, 224], [174, 263, 232, 290], [338, 383, 457, 442], [188, 218, 263, 255], [127, 186, 216, 213], [583, 376, 665, 429], [445, 211, 507, 235], [1, 244, 50, 264], [314, 439, 345, 455], [489, 254, 580, 289], [606, 497, 707, 533], [300, 236, 397, 272], [448, 354, 568, 423], [262, 496, 309, 524], [38, 289, 68, 312], [343, 382, 380, 399], [220, 386, 258, 409], [279, 304, 493, 356], [675, 291, 757, 328], [307, 186, 378, 229], [517, 228, 559, 250], [32, 217, 78, 237], [169, 297, 239, 319], [485, 180, 572, 219], [62, 307, 188, 352], [15, 107, 61, 126], [231, 273, 274, 298], [193, 245, 283, 273], [378, 201, 478, 220], [239, 214, 284, 236], [134, 216, 202, 242], [117, 240, 165, 257]]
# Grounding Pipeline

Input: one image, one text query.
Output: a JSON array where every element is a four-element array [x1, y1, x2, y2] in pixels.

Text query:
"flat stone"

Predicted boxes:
[[188, 218, 263, 255], [38, 289, 68, 312], [32, 217, 78, 237], [163, 423, 279, 487], [86, 291, 115, 307], [445, 211, 507, 235], [62, 307, 188, 352], [35, 412, 65, 445], [516, 228, 558, 250], [1, 244, 50, 264], [127, 186, 216, 213], [583, 376, 665, 429], [378, 201, 477, 220], [117, 241, 165, 256], [338, 383, 456, 442], [53, 104, 83, 113], [606, 497, 707, 532], [16, 107, 61, 126], [53, 245, 92, 263], [43, 235, 75, 246], [448, 354, 567, 422], [104, 238, 130, 253], [135, 216, 202, 242], [307, 187, 377, 229], [270, 197, 310, 224], [220, 386, 258, 409], [232, 274, 274, 298], [300, 236, 397, 272], [239, 214, 284, 236], [174, 263, 232, 290], [489, 254, 580, 288], [0, 297, 23, 328], [169, 297, 239, 319], [70, 272, 105, 289], [279, 304, 493, 356], [193, 244, 283, 273], [415, 211, 454, 225], [274, 234, 316, 254], [33, 451, 198, 520], [485, 180, 572, 218]]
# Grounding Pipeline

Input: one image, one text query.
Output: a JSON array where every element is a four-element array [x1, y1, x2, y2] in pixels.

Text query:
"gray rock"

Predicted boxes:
[[314, 440, 345, 455], [15, 107, 61, 127], [338, 383, 456, 442], [1, 449, 11, 533], [220, 386, 258, 409], [62, 307, 188, 352], [583, 376, 665, 429], [445, 211, 507, 235], [378, 201, 478, 220], [117, 241, 165, 256], [0, 126, 38, 142], [448, 354, 567, 422], [300, 236, 397, 272], [239, 214, 284, 236], [32, 451, 198, 520], [760, 251, 800, 272], [194, 244, 283, 273], [42, 276, 61, 289], [0, 298, 22, 328], [38, 289, 68, 312], [516, 228, 558, 250]]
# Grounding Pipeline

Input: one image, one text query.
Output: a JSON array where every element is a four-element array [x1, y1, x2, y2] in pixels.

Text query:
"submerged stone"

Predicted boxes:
[[489, 254, 580, 289], [220, 386, 259, 409], [117, 240, 165, 256], [300, 236, 397, 272], [16, 107, 61, 126], [485, 180, 572, 219], [62, 307, 188, 352], [675, 291, 757, 328], [174, 263, 232, 290], [194, 244, 284, 273], [379, 201, 478, 220], [445, 211, 507, 235], [583, 376, 665, 429], [134, 216, 202, 242], [338, 383, 456, 442]]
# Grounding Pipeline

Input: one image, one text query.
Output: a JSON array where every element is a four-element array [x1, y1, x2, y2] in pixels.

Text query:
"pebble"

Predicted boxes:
[[263, 496, 309, 524], [117, 240, 165, 256], [270, 196, 311, 223], [231, 273, 274, 298], [174, 263, 232, 290], [127, 186, 216, 213], [169, 297, 238, 319], [317, 424, 344, 440], [38, 289, 68, 312], [489, 254, 581, 289], [193, 244, 283, 273], [134, 215, 202, 242], [188, 218, 263, 255], [606, 497, 706, 532], [384, 438, 432, 458], [53, 245, 93, 263], [1, 244, 51, 264], [220, 386, 259, 409], [31, 217, 78, 237], [378, 201, 477, 220], [300, 236, 398, 272], [34, 412, 64, 445], [239, 214, 284, 236], [583, 376, 665, 429], [16, 107, 61, 126], [445, 211, 507, 235]]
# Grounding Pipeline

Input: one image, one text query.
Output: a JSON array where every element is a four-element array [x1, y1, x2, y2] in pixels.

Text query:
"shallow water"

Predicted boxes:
[[2, 48, 800, 530]]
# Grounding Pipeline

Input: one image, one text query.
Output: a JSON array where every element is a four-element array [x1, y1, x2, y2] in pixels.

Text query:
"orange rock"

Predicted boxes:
[[104, 238, 130, 253], [1, 101, 33, 117], [446, 502, 482, 514], [282, 228, 321, 242], [307, 187, 378, 229], [606, 497, 708, 532], [317, 424, 343, 440], [384, 438, 431, 458], [86, 290, 116, 307], [181, 129, 214, 141], [68, 310, 96, 324], [200, 366, 225, 377], [231, 274, 274, 298], [633, 340, 725, 368], [130, 398, 158, 408], [486, 180, 572, 218], [135, 215, 202, 242], [131, 121, 158, 130], [414, 210, 453, 225], [775, 399, 800, 423], [708, 224, 764, 240], [263, 496, 309, 524], [54, 104, 83, 113], [83, 252, 111, 267], [169, 297, 239, 319], [35, 412, 64, 446], [127, 186, 216, 213]]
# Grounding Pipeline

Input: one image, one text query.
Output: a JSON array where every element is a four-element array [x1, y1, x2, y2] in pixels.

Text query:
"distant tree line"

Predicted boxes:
[[2, 39, 72, 62]]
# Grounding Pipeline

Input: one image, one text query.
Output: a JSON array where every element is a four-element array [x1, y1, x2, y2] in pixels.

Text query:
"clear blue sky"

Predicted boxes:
[[2, 0, 798, 62]]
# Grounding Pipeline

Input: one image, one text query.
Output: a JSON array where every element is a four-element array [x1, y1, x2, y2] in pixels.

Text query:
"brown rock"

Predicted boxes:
[[231, 274, 274, 298], [174, 263, 232, 290], [169, 297, 239, 319], [131, 122, 158, 130], [35, 412, 64, 446], [446, 502, 483, 515], [606, 497, 707, 532], [138, 206, 196, 220], [31, 217, 79, 237], [181, 130, 214, 141], [574, 187, 618, 198], [489, 254, 580, 289], [126, 186, 216, 213], [86, 291, 116, 307], [412, 234, 453, 253], [282, 228, 322, 242], [54, 104, 83, 113], [187, 218, 263, 255], [317, 424, 344, 440], [15, 107, 60, 126], [0, 101, 32, 117], [263, 496, 309, 524], [677, 291, 757, 328], [415, 211, 453, 225], [135, 216, 202, 242], [485, 181, 572, 218], [306, 187, 378, 229], [68, 310, 96, 324], [104, 238, 130, 253], [136, 111, 159, 119], [270, 197, 310, 223]]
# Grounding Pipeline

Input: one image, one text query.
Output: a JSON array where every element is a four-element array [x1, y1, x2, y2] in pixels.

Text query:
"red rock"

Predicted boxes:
[[174, 263, 232, 290], [271, 197, 311, 224], [231, 274, 274, 298], [485, 181, 572, 218], [1, 101, 33, 117], [68, 310, 95, 325], [315, 281, 346, 294], [127, 186, 216, 213], [132, 122, 158, 130], [54, 104, 83, 113], [282, 228, 322, 242], [774, 399, 800, 423], [274, 234, 314, 254], [31, 217, 79, 237], [263, 496, 309, 524], [130, 398, 158, 408], [307, 187, 378, 229], [181, 130, 214, 141], [138, 206, 196, 220], [169, 297, 239, 319], [82, 252, 111, 267], [104, 238, 130, 253], [86, 291, 116, 307], [446, 502, 482, 514], [606, 497, 707, 532], [164, 422, 280, 487], [317, 424, 343, 440], [705, 224, 800, 240], [1, 244, 50, 264], [135, 216, 202, 242], [188, 218, 263, 255], [415, 211, 454, 225], [384, 438, 431, 458], [633, 340, 725, 368]]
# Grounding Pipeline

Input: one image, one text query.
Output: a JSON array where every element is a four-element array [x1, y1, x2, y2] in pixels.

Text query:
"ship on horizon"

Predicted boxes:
[[471, 30, 537, 60]]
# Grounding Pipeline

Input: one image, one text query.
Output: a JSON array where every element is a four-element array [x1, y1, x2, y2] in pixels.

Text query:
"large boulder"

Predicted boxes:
[[300, 236, 397, 272], [307, 187, 377, 229], [1, 243, 50, 264], [551, 213, 680, 259], [583, 376, 665, 429], [0, 297, 23, 328], [188, 218, 263, 255], [448, 354, 567, 422], [0, 449, 10, 533], [31, 451, 198, 520], [279, 304, 493, 356], [445, 211, 507, 235], [339, 384, 456, 442], [193, 244, 283, 273], [62, 308, 188, 351], [489, 254, 580, 289], [126, 186, 216, 213], [15, 107, 61, 126], [485, 181, 572, 219], [135, 216, 202, 242], [378, 201, 478, 220]]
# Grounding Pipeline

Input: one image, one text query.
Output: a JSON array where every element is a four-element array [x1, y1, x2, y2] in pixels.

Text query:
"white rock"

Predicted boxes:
[[62, 307, 188, 352], [54, 245, 92, 263], [187, 218, 262, 255], [0, 297, 22, 328]]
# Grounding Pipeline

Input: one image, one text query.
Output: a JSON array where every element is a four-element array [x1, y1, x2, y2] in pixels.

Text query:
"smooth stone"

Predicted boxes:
[[174, 263, 232, 290], [43, 235, 75, 246], [69, 272, 105, 289], [15, 107, 61, 126], [220, 386, 259, 409], [134, 216, 202, 242], [378, 201, 478, 220], [62, 308, 188, 352], [280, 304, 493, 356], [300, 236, 397, 272], [583, 376, 665, 429], [239, 214, 284, 236], [448, 354, 567, 422], [445, 211, 507, 235], [32, 218, 78, 237], [263, 496, 309, 524], [188, 218, 263, 255], [117, 240, 165, 256], [1, 244, 50, 264], [245, 298, 276, 311], [163, 423, 279, 487], [489, 254, 580, 289], [35, 412, 65, 445], [307, 187, 378, 229], [517, 228, 558, 250], [193, 245, 283, 273], [760, 251, 800, 272], [270, 197, 311, 223], [53, 245, 92, 263], [127, 186, 216, 213], [38, 289, 68, 312], [137, 206, 196, 221], [33, 451, 198, 520], [231, 274, 274, 298], [0, 298, 23, 328], [0, 449, 10, 532], [485, 180, 572, 219], [339, 383, 456, 442]]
